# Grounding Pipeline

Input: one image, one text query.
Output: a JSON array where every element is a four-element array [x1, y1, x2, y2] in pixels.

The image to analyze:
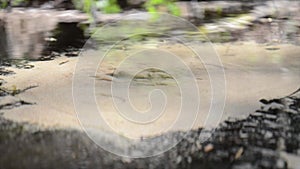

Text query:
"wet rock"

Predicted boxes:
[[0, 79, 5, 86], [0, 99, 34, 110], [65, 51, 79, 57], [48, 23, 86, 53], [40, 51, 61, 61], [0, 67, 14, 76], [0, 9, 57, 59]]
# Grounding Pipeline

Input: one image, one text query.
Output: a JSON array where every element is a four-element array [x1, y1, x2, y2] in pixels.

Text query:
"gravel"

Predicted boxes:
[[0, 88, 300, 169]]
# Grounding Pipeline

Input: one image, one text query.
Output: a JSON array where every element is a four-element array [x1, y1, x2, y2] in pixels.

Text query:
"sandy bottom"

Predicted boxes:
[[1, 41, 299, 139]]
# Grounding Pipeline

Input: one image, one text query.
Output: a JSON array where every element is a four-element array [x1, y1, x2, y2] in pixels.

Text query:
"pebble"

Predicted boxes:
[[40, 55, 55, 61], [239, 131, 249, 139], [187, 156, 192, 164], [195, 140, 202, 150], [264, 131, 273, 139], [176, 156, 182, 164], [204, 144, 214, 153], [265, 114, 277, 121], [234, 147, 244, 160], [23, 65, 34, 69], [251, 112, 264, 118], [51, 51, 60, 57], [276, 159, 286, 169], [65, 51, 79, 57]]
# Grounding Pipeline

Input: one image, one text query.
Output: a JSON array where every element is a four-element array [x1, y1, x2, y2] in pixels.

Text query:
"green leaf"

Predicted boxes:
[[167, 3, 180, 16]]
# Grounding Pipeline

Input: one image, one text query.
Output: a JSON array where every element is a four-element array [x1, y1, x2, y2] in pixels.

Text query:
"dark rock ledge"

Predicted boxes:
[[0, 88, 300, 169]]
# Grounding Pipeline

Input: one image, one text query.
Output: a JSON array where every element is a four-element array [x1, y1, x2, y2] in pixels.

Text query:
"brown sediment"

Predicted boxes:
[[0, 42, 299, 136]]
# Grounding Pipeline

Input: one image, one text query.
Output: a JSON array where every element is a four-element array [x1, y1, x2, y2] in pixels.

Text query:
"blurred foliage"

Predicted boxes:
[[0, 0, 180, 17], [0, 0, 29, 8], [0, 0, 180, 16], [216, 6, 223, 17], [11, 0, 27, 6], [82, 0, 94, 14], [1, 0, 25, 8], [73, 0, 121, 14], [145, 0, 180, 16], [101, 0, 121, 13], [0, 0, 8, 8], [75, 0, 180, 15]]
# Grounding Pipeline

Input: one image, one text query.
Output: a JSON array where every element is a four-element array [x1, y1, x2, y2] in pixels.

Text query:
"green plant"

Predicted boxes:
[[145, 0, 180, 16], [0, 0, 30, 8], [12, 0, 26, 6], [101, 0, 121, 13], [73, 0, 121, 15], [82, 0, 94, 14], [0, 0, 8, 8]]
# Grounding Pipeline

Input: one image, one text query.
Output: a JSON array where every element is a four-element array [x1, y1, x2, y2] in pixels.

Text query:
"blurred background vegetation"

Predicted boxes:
[[0, 0, 181, 15]]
